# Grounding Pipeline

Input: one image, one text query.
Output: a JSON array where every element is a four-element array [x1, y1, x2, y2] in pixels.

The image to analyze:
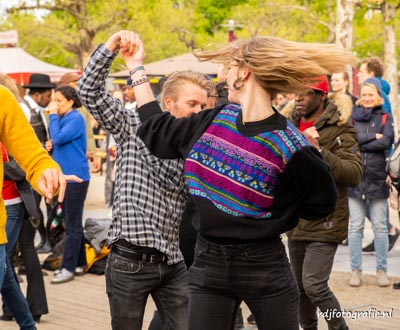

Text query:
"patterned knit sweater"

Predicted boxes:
[[139, 102, 337, 243]]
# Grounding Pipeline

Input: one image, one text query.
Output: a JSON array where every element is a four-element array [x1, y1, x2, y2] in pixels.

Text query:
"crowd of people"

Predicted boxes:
[[0, 29, 399, 330]]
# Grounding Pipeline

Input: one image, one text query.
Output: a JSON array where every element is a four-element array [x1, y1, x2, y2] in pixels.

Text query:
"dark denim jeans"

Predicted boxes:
[[288, 240, 348, 330], [61, 181, 89, 272], [2, 203, 36, 330], [105, 252, 188, 330], [188, 235, 299, 330]]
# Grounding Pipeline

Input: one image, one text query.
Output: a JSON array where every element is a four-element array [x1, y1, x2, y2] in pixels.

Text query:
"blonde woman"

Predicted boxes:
[[99, 30, 355, 330], [330, 71, 357, 104], [348, 77, 394, 288]]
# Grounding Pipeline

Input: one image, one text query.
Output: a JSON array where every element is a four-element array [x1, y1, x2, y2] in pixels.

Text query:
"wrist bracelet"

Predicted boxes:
[[131, 76, 149, 87], [129, 66, 145, 76]]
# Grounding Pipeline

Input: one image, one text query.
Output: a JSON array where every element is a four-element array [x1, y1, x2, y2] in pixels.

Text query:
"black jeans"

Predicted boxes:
[[288, 240, 348, 330], [106, 253, 188, 330], [188, 235, 299, 330]]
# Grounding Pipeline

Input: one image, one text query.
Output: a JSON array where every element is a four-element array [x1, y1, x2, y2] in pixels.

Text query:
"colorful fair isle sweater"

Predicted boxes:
[[138, 102, 337, 244]]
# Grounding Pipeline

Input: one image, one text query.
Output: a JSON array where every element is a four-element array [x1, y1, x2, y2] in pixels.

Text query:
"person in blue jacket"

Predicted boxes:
[[48, 85, 90, 284], [356, 57, 400, 252], [348, 77, 394, 288]]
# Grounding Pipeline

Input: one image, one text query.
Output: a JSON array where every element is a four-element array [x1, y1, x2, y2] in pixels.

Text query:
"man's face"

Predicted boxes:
[[357, 63, 373, 85], [295, 90, 322, 120], [34, 90, 52, 108], [165, 82, 208, 118], [123, 86, 136, 103]]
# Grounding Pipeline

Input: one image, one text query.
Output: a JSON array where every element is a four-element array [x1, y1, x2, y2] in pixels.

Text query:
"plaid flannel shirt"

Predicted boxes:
[[78, 44, 187, 264]]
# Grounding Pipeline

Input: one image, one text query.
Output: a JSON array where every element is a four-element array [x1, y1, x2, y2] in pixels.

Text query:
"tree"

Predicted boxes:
[[7, 0, 136, 69], [336, 0, 355, 93], [381, 0, 399, 128]]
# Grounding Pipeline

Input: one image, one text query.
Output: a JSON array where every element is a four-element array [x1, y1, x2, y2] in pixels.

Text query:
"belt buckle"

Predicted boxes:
[[149, 254, 165, 263]]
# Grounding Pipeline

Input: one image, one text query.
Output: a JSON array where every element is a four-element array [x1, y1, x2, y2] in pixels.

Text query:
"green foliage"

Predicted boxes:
[[194, 0, 247, 34], [0, 0, 399, 72]]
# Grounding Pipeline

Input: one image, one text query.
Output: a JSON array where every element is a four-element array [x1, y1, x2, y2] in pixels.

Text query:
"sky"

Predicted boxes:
[[0, 0, 47, 19], [0, 0, 19, 14]]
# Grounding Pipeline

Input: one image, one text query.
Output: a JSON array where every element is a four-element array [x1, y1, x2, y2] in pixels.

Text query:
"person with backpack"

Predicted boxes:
[[356, 57, 400, 252], [348, 77, 394, 287]]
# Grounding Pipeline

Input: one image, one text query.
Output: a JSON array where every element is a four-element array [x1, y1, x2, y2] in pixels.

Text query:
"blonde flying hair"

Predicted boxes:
[[0, 73, 21, 100], [160, 70, 216, 110], [194, 36, 357, 96]]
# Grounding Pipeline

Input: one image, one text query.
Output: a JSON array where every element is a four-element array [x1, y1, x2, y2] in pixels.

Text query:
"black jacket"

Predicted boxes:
[[348, 104, 394, 200], [4, 157, 40, 221]]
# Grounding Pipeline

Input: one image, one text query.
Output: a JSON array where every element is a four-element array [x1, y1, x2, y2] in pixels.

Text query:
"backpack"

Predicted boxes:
[[387, 139, 400, 190]]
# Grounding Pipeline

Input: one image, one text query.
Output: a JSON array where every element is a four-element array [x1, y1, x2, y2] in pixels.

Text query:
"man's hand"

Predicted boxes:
[[45, 140, 52, 153], [303, 127, 320, 150], [37, 169, 83, 203]]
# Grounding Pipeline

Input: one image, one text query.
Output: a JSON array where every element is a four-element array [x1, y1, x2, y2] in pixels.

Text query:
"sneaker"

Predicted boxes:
[[55, 267, 84, 276], [348, 269, 361, 287], [51, 268, 74, 284], [74, 267, 85, 276], [376, 269, 390, 287], [362, 241, 375, 253], [388, 228, 400, 252]]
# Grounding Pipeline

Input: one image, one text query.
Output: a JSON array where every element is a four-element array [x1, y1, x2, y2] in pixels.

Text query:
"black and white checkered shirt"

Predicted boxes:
[[78, 44, 188, 264]]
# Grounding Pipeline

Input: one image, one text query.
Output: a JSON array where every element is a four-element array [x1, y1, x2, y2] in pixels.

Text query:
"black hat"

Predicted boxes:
[[23, 73, 56, 89]]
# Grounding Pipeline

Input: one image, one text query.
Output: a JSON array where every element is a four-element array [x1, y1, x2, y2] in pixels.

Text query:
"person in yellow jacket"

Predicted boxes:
[[0, 85, 81, 329]]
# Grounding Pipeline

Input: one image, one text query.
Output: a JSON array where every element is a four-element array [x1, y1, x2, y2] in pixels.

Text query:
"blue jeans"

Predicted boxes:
[[348, 197, 389, 271], [1, 202, 36, 330], [5, 203, 25, 252], [61, 181, 89, 272], [188, 235, 299, 330], [0, 244, 5, 289], [105, 251, 188, 330]]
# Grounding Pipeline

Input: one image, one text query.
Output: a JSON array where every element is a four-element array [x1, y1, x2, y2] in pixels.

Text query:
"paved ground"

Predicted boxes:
[[1, 171, 399, 329]]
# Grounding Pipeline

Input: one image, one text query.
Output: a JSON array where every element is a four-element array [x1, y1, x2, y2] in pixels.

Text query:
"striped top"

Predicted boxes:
[[185, 104, 309, 219], [138, 101, 337, 243]]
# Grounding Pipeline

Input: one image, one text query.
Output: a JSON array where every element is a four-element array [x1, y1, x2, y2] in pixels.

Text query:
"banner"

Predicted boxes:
[[0, 30, 18, 45]]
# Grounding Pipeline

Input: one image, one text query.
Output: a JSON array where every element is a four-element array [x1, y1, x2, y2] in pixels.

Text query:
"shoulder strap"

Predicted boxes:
[[382, 113, 387, 127]]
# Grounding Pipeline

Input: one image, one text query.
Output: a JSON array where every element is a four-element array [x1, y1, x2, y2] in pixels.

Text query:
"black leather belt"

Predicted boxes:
[[111, 244, 167, 264]]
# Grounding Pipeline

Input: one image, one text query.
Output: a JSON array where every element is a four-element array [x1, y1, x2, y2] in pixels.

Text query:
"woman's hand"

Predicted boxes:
[[48, 101, 58, 115], [105, 30, 144, 68]]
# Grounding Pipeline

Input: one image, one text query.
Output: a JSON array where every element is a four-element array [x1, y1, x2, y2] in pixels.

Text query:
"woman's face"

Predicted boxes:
[[359, 85, 381, 108], [54, 91, 73, 116], [330, 73, 348, 93]]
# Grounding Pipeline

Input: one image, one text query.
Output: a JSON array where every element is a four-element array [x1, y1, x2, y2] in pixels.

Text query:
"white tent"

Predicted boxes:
[[110, 52, 219, 79], [0, 47, 79, 85]]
